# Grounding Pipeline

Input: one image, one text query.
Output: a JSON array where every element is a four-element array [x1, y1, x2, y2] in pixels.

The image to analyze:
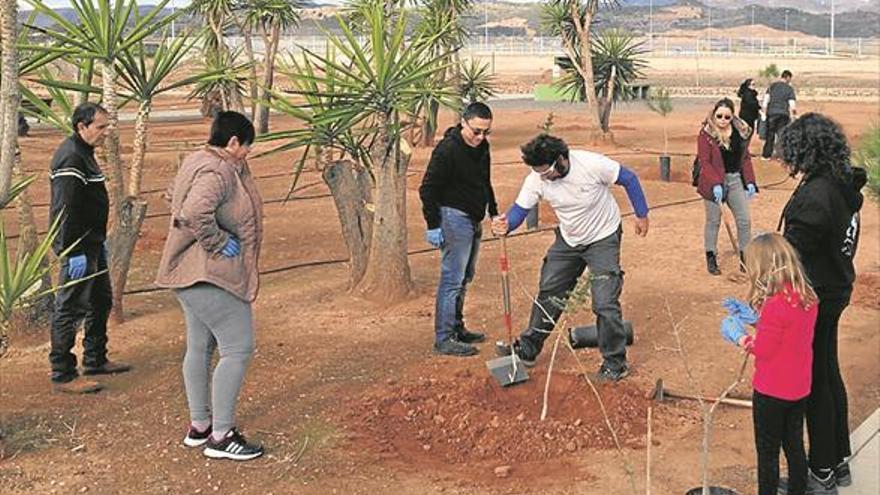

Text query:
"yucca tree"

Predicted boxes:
[[459, 58, 497, 104], [240, 0, 300, 134], [188, 48, 249, 118], [554, 28, 646, 133], [24, 0, 178, 222], [188, 0, 243, 113], [266, 0, 456, 301], [541, 0, 619, 138]]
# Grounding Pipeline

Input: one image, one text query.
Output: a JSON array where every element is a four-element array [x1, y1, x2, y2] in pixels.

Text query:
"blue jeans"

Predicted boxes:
[[435, 207, 482, 343]]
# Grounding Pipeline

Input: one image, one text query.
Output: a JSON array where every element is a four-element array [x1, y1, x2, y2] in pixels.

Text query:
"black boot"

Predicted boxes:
[[706, 251, 721, 275], [738, 251, 746, 273]]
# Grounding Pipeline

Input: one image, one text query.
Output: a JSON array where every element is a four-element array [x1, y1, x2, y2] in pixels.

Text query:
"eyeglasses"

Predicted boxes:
[[715, 114, 733, 121], [464, 120, 492, 136]]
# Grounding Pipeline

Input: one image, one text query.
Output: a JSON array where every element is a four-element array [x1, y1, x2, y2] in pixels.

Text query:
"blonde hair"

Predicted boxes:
[[703, 98, 736, 150], [743, 233, 817, 310]]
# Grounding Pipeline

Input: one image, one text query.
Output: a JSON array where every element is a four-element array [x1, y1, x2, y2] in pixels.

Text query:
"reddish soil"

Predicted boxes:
[[1, 97, 878, 495]]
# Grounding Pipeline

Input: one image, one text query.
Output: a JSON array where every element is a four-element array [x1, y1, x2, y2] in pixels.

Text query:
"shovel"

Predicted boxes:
[[486, 236, 529, 387]]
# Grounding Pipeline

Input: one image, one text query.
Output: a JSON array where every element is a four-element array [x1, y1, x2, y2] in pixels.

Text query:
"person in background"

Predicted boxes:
[[737, 78, 761, 133], [721, 233, 818, 495], [156, 111, 265, 461], [778, 113, 867, 493], [761, 69, 797, 160], [418, 102, 498, 357], [491, 134, 649, 381], [695, 98, 757, 275], [48, 102, 131, 394]]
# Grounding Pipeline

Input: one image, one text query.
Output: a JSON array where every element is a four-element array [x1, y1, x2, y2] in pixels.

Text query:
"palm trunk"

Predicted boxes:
[[0, 318, 9, 360], [257, 24, 280, 134], [569, 4, 602, 137], [356, 120, 413, 301], [108, 99, 151, 323], [101, 62, 124, 212], [14, 147, 53, 325], [0, 0, 20, 204], [598, 65, 616, 133], [323, 158, 374, 287], [76, 59, 94, 107], [240, 26, 259, 121]]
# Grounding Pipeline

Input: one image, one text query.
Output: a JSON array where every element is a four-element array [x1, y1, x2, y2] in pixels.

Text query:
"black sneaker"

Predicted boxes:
[[594, 363, 629, 383], [433, 338, 478, 357], [834, 463, 851, 487], [780, 469, 838, 495], [494, 340, 536, 368], [203, 429, 264, 461], [183, 424, 212, 447], [455, 326, 486, 344]]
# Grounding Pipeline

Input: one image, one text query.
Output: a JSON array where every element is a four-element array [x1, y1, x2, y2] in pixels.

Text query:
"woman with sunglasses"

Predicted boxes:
[[695, 97, 758, 275]]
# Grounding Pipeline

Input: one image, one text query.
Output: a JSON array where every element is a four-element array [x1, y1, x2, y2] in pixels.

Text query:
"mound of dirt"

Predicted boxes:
[[347, 368, 649, 464], [853, 272, 880, 310]]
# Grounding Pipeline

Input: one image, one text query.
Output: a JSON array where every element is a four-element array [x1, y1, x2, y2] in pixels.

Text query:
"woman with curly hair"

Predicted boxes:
[[695, 98, 758, 275], [778, 113, 868, 492]]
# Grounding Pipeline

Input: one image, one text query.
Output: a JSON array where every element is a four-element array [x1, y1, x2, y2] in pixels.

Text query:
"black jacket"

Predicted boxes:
[[738, 88, 760, 128], [419, 125, 498, 229], [49, 134, 110, 256], [781, 167, 867, 298]]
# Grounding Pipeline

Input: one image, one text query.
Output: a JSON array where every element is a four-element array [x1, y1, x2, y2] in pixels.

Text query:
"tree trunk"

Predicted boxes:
[[108, 99, 152, 323], [239, 23, 259, 121], [323, 159, 374, 287], [101, 62, 124, 214], [0, 318, 9, 360], [569, 5, 602, 137], [76, 59, 94, 107], [13, 147, 53, 325], [598, 65, 616, 133], [356, 124, 413, 302], [420, 98, 440, 147], [256, 24, 280, 134], [0, 0, 20, 204]]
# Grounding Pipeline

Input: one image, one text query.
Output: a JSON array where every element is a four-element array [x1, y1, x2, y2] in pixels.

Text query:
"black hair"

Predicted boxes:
[[736, 78, 753, 98], [779, 113, 852, 182], [208, 111, 255, 147], [462, 102, 492, 121], [71, 102, 107, 135], [520, 134, 569, 167], [781, 70, 793, 79], [713, 97, 736, 114]]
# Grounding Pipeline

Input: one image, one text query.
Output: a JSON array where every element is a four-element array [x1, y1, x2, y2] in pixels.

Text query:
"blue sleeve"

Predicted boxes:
[[615, 166, 649, 218], [506, 203, 530, 233]]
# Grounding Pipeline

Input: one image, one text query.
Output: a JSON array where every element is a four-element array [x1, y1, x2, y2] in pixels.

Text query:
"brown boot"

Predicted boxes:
[[53, 377, 103, 394], [83, 360, 132, 376]]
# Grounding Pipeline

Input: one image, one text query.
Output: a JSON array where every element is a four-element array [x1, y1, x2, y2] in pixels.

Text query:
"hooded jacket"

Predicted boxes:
[[695, 117, 757, 202], [419, 125, 498, 229], [781, 167, 867, 298]]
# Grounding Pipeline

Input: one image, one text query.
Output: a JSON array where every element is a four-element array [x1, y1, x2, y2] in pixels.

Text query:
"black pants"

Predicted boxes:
[[762, 114, 790, 159], [753, 390, 807, 495], [49, 245, 112, 383], [806, 292, 852, 471], [519, 227, 627, 371]]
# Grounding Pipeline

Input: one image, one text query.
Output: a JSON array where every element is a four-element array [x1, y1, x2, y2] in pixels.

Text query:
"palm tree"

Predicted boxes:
[[188, 0, 243, 113], [554, 28, 646, 133], [0, 0, 20, 204], [240, 0, 300, 134], [541, 0, 619, 138], [263, 0, 456, 301], [458, 58, 497, 104]]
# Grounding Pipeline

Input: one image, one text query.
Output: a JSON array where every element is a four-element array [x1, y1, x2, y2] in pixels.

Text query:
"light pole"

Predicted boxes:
[[484, 0, 488, 51], [751, 5, 756, 52], [830, 0, 836, 55], [649, 0, 654, 52]]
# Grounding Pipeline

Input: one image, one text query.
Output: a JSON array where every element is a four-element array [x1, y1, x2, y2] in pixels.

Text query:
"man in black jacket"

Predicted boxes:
[[419, 102, 498, 357], [778, 113, 866, 493], [48, 103, 131, 394]]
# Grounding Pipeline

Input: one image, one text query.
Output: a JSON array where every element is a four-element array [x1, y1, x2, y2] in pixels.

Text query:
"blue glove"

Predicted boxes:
[[722, 297, 759, 325], [425, 228, 444, 248], [712, 185, 723, 204], [221, 236, 241, 257], [720, 316, 748, 346], [746, 183, 757, 199], [67, 254, 87, 280]]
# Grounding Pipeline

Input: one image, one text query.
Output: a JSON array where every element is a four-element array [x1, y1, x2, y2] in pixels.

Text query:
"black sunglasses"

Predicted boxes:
[[464, 120, 492, 136], [715, 114, 733, 121]]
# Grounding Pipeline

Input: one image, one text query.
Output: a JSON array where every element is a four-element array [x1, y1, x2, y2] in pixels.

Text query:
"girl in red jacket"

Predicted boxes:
[[720, 233, 818, 495]]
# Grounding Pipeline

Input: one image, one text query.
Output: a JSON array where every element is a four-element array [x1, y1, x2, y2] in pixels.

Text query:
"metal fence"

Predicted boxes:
[[226, 35, 879, 59]]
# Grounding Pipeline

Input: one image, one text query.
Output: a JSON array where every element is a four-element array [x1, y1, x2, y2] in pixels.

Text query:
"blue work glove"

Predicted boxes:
[[720, 316, 748, 346], [722, 297, 759, 325], [67, 254, 87, 280], [221, 236, 241, 257], [712, 185, 723, 204], [425, 228, 444, 248], [746, 183, 757, 199]]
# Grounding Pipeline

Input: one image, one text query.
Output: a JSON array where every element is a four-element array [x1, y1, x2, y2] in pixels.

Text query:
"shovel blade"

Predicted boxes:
[[486, 354, 529, 387]]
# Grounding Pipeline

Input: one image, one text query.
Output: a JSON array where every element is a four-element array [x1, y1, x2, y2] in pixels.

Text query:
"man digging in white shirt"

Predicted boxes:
[[491, 134, 650, 382]]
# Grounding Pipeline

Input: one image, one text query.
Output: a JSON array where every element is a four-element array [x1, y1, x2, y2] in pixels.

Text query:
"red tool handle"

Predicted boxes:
[[500, 236, 513, 343]]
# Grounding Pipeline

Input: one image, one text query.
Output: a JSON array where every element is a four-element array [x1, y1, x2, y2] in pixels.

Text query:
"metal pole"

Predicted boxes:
[[484, 1, 488, 51], [830, 0, 835, 55], [751, 6, 755, 53], [649, 0, 654, 53]]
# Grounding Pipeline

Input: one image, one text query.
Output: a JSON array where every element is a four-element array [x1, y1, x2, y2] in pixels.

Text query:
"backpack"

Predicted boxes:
[[691, 156, 700, 187]]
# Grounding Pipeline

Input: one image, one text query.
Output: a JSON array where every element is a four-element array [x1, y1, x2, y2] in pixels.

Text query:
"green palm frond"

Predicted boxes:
[[459, 58, 496, 104]]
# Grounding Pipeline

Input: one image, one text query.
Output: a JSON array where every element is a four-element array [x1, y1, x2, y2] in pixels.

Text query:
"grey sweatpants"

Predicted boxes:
[[704, 172, 752, 253], [176, 283, 255, 435]]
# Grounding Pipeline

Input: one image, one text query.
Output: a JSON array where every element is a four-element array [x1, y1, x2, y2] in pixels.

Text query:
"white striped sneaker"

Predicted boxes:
[[203, 428, 264, 461], [183, 425, 212, 447]]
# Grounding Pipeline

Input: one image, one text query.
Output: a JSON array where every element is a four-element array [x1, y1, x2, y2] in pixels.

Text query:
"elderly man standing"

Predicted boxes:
[[419, 102, 498, 357], [48, 103, 131, 394], [492, 134, 649, 381]]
